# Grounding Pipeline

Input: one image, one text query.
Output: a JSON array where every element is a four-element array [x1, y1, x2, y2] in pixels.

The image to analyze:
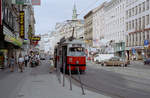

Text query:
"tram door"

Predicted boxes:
[[62, 46, 67, 71]]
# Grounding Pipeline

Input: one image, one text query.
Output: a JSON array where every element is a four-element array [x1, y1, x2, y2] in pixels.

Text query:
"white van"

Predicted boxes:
[[94, 54, 114, 64]]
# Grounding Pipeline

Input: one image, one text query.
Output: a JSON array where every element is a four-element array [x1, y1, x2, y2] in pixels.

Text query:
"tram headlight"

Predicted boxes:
[[76, 61, 79, 64]]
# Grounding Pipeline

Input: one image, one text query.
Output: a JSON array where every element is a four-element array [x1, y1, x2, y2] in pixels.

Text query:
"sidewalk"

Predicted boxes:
[[16, 73, 111, 98]]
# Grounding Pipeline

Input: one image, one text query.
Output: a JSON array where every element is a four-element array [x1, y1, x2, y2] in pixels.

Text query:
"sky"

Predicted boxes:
[[34, 0, 108, 35]]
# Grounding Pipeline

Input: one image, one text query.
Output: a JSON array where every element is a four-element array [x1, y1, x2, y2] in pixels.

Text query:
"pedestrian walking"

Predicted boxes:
[[24, 55, 29, 67], [10, 56, 15, 72], [18, 54, 24, 72]]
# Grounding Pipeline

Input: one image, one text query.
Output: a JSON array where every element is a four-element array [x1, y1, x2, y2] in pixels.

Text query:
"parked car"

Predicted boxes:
[[94, 54, 114, 64], [144, 58, 150, 65], [102, 56, 128, 67]]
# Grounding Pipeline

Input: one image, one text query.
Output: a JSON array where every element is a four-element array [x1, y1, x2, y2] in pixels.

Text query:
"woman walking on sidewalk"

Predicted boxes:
[[10, 56, 15, 72], [18, 55, 24, 72]]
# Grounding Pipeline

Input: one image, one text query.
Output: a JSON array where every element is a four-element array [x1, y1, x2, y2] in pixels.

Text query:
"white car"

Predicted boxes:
[[94, 54, 114, 64]]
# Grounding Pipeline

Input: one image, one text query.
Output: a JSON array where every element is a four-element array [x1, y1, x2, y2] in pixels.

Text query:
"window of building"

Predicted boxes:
[[126, 22, 128, 31], [135, 19, 138, 30], [132, 20, 134, 29], [126, 11, 128, 19], [129, 21, 131, 30], [143, 2, 145, 12], [139, 32, 141, 41], [135, 6, 138, 15], [143, 32, 145, 40], [132, 8, 134, 16], [142, 16, 145, 29], [147, 31, 149, 39], [146, 0, 149, 10], [139, 18, 141, 30], [146, 15, 149, 25], [129, 9, 131, 17], [139, 4, 141, 13], [136, 33, 138, 42]]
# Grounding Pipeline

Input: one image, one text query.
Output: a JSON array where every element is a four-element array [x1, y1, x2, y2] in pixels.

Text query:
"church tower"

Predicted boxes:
[[72, 0, 77, 20]]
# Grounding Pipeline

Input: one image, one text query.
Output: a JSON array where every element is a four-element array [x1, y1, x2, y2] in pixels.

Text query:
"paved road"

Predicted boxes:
[[72, 62, 150, 98]]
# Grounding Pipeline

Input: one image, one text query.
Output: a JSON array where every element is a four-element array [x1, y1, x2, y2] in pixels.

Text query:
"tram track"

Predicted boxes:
[[70, 75, 125, 98]]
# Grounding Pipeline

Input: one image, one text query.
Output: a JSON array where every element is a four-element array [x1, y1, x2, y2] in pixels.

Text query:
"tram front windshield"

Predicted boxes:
[[69, 47, 85, 56]]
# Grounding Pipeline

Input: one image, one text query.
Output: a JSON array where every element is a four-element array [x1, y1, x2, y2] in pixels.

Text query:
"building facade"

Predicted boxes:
[[103, 0, 126, 56], [84, 11, 93, 47], [126, 0, 150, 60], [92, 2, 106, 48], [0, 0, 35, 69]]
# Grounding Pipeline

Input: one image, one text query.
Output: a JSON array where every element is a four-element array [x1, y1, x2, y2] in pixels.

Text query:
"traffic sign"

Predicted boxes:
[[132, 48, 136, 54], [144, 40, 149, 46]]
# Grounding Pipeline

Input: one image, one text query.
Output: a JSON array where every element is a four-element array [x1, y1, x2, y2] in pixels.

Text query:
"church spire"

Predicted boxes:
[[72, 0, 77, 20]]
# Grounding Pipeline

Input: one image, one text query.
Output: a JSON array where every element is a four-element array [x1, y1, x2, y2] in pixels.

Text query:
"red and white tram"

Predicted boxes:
[[54, 37, 86, 74]]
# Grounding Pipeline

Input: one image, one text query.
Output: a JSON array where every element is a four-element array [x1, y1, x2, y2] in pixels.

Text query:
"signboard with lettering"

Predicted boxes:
[[20, 11, 25, 39], [0, 0, 2, 25], [31, 36, 41, 41], [32, 0, 41, 5], [12, 0, 31, 5]]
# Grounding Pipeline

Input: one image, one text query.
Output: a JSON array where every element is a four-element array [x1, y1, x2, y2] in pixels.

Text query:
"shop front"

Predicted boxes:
[[0, 25, 23, 69], [126, 46, 144, 61]]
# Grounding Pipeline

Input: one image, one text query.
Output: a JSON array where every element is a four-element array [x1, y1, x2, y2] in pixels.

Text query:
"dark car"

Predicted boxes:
[[144, 58, 150, 65]]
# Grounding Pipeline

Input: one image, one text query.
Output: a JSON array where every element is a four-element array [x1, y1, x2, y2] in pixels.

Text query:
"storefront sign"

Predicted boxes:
[[20, 11, 25, 38], [31, 36, 41, 41], [32, 0, 41, 5], [5, 34, 23, 47], [12, 0, 32, 5], [0, 0, 2, 25]]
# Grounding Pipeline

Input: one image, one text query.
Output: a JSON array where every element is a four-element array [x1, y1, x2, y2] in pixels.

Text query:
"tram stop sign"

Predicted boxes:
[[144, 40, 149, 46]]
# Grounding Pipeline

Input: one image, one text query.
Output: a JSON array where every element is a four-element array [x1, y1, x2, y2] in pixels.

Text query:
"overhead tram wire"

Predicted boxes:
[[78, 0, 105, 16]]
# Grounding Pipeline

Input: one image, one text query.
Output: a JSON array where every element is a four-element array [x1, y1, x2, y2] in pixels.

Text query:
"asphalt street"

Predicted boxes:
[[1, 60, 150, 98], [72, 61, 150, 98]]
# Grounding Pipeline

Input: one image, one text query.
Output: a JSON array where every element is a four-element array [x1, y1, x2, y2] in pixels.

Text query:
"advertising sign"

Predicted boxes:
[[12, 0, 32, 5], [31, 36, 41, 41], [0, 0, 2, 25], [20, 11, 25, 38], [32, 0, 41, 5]]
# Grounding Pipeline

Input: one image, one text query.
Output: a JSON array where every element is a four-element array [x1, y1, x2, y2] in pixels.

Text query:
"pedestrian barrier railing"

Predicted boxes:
[[69, 65, 72, 90], [77, 66, 85, 95], [56, 62, 61, 84], [56, 63, 85, 95], [63, 63, 65, 87]]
